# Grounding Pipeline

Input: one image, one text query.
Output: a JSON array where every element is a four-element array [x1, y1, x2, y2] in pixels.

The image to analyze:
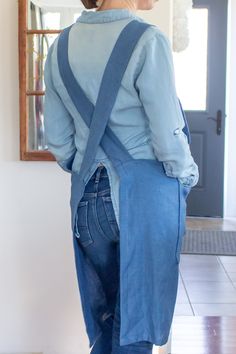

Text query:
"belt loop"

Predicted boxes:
[[95, 165, 103, 183]]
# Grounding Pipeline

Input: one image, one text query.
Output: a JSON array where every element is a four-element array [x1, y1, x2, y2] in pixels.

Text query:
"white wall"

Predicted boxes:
[[137, 0, 173, 38], [0, 1, 172, 353], [0, 1, 88, 353]]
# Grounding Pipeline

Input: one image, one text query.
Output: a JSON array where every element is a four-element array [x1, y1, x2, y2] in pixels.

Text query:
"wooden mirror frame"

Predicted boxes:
[[18, 0, 61, 161]]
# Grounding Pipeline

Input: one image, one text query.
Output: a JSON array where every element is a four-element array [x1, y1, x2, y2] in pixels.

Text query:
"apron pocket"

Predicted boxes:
[[74, 200, 94, 247]]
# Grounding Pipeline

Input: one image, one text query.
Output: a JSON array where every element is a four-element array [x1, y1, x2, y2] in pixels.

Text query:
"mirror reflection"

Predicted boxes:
[[26, 1, 84, 152], [28, 0, 83, 29], [27, 33, 57, 92]]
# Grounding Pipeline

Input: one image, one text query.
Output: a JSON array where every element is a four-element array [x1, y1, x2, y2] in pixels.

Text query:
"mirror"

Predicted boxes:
[[18, 0, 84, 160]]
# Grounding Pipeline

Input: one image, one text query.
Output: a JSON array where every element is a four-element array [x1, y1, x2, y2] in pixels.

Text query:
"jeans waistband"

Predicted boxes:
[[82, 164, 110, 198], [83, 188, 111, 198], [90, 164, 108, 182]]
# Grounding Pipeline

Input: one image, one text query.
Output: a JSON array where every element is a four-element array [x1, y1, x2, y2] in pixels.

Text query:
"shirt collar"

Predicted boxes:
[[76, 8, 139, 23]]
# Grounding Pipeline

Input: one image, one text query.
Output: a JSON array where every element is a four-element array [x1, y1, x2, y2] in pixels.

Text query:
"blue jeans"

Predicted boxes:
[[75, 164, 153, 354]]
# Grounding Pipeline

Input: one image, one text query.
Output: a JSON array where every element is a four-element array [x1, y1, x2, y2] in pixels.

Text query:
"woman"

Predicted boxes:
[[44, 0, 199, 353]]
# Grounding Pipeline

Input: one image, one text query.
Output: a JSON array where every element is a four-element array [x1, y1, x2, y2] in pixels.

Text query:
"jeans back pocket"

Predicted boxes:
[[74, 200, 94, 247]]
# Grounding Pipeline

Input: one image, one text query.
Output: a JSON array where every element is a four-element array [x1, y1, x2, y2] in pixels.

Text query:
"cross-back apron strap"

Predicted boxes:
[[58, 25, 131, 166], [57, 20, 152, 175], [57, 20, 192, 178]]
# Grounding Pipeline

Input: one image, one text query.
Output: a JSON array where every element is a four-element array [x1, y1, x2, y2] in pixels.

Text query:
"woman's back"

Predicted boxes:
[[44, 8, 199, 229], [44, 8, 199, 190]]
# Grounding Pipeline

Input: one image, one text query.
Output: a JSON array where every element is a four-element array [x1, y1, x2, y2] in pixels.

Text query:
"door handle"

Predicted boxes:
[[207, 110, 222, 135]]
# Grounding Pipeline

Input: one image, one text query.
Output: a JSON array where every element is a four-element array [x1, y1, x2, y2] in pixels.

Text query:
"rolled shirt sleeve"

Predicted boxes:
[[43, 43, 77, 173], [134, 30, 199, 187]]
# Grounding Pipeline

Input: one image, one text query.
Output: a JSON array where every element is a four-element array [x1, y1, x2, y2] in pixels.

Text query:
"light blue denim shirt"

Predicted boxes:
[[44, 8, 199, 227]]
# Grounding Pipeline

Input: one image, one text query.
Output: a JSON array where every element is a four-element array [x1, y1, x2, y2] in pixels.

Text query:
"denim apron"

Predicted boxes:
[[57, 19, 191, 348]]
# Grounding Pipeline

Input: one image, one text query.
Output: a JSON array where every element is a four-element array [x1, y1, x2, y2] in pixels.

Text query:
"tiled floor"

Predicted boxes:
[[174, 217, 236, 317]]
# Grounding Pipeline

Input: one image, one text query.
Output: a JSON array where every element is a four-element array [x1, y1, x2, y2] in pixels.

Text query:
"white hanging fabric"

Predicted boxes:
[[173, 0, 193, 52]]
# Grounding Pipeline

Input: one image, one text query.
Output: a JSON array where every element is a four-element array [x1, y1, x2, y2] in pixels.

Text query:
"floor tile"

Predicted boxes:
[[219, 262, 236, 272], [192, 303, 236, 316], [176, 284, 189, 304], [183, 281, 236, 303], [174, 303, 194, 316], [180, 254, 220, 265], [175, 219, 236, 319], [226, 272, 236, 282], [180, 267, 230, 281], [218, 256, 236, 264]]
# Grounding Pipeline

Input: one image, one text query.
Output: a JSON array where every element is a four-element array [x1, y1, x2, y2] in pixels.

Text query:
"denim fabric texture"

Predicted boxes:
[[77, 165, 153, 354]]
